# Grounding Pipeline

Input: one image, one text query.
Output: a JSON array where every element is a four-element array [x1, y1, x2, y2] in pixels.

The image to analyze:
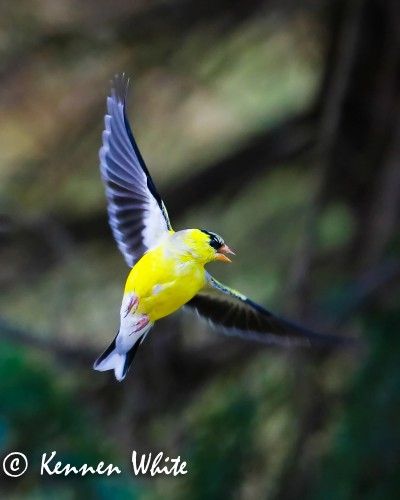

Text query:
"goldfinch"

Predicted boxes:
[[94, 75, 350, 381]]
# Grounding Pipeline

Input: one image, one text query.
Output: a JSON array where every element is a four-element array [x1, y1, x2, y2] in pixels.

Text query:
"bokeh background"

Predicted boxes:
[[1, 0, 399, 498]]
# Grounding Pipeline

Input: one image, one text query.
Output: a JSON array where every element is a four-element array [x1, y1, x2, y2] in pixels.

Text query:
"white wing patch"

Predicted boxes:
[[142, 195, 169, 250], [99, 74, 172, 267]]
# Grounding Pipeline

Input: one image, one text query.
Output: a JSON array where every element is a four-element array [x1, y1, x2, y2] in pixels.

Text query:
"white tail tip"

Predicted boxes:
[[94, 350, 126, 381]]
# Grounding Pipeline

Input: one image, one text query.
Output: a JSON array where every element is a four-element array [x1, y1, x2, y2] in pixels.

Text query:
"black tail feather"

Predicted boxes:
[[93, 333, 145, 381], [93, 333, 117, 369], [121, 337, 143, 380]]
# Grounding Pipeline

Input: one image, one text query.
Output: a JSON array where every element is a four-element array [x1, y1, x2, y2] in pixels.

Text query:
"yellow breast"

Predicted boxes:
[[124, 245, 206, 322]]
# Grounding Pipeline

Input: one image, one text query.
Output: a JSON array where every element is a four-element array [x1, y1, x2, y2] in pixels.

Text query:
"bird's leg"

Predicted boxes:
[[122, 293, 139, 318], [129, 314, 150, 335]]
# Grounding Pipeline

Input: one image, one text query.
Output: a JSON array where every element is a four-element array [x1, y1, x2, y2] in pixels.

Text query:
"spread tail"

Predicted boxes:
[[93, 333, 143, 381]]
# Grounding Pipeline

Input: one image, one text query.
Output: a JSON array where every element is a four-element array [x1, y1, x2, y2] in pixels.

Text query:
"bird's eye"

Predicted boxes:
[[210, 237, 220, 250], [201, 229, 224, 249], [201, 229, 224, 250]]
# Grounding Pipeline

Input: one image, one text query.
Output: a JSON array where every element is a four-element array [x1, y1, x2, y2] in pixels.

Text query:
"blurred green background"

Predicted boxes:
[[0, 0, 399, 498]]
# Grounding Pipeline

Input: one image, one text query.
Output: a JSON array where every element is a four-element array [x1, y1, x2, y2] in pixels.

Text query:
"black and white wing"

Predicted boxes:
[[99, 74, 172, 267], [186, 274, 354, 348]]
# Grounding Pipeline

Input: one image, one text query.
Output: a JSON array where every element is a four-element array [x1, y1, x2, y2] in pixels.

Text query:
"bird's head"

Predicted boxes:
[[201, 229, 235, 263], [177, 229, 235, 264]]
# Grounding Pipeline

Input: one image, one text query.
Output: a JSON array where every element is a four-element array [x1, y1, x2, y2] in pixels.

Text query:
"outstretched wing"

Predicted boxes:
[[186, 274, 353, 348], [99, 74, 172, 267]]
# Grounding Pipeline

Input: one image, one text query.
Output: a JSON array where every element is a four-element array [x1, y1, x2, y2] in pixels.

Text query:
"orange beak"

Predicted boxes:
[[215, 244, 235, 263]]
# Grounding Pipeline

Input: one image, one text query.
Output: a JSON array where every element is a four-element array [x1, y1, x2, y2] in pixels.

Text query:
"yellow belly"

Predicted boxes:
[[124, 247, 206, 322]]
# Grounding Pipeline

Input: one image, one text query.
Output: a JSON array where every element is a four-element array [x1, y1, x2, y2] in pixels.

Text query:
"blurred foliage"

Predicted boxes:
[[312, 307, 400, 500], [0, 0, 399, 499], [182, 387, 257, 499], [0, 341, 143, 498]]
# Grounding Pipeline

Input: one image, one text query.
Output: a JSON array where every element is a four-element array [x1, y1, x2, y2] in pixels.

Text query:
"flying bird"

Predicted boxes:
[[94, 74, 351, 381]]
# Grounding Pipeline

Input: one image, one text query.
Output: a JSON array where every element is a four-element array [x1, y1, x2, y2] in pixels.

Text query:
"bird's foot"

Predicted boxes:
[[129, 314, 150, 335], [122, 293, 139, 318]]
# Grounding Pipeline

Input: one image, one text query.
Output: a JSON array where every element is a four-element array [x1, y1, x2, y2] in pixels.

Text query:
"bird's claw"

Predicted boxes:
[[129, 315, 150, 335], [122, 294, 139, 318]]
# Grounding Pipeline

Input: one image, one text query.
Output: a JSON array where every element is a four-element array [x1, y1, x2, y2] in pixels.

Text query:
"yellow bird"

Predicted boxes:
[[94, 75, 351, 381]]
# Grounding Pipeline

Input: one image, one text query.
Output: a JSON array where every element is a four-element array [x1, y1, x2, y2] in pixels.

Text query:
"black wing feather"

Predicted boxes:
[[186, 275, 354, 348], [99, 74, 171, 267]]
